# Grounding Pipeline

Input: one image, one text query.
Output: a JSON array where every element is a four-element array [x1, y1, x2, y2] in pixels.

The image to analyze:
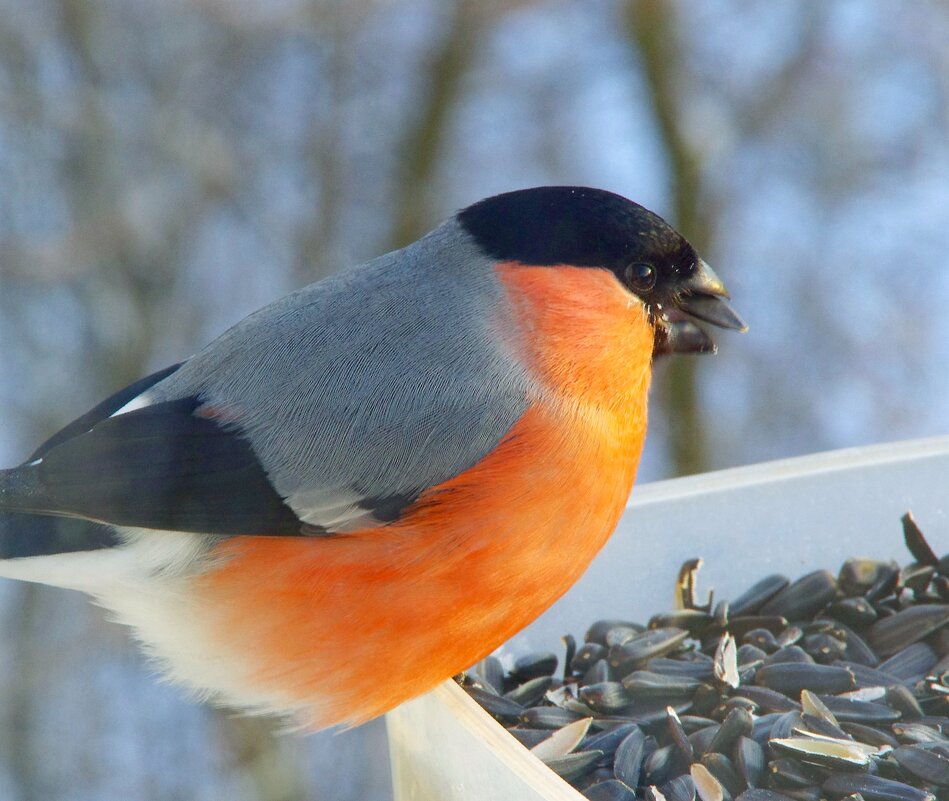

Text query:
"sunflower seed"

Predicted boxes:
[[799, 713, 850, 741], [782, 787, 824, 801], [822, 772, 936, 801], [742, 629, 779, 653], [885, 685, 924, 720], [869, 606, 949, 657], [647, 658, 715, 680], [714, 601, 730, 629], [934, 575, 949, 602], [714, 633, 740, 689], [690, 724, 722, 759], [573, 643, 609, 674], [563, 634, 577, 678], [734, 686, 800, 713], [868, 563, 905, 603], [771, 737, 871, 770], [505, 675, 554, 707], [709, 707, 754, 755], [582, 722, 639, 756], [761, 571, 839, 621], [661, 773, 697, 801], [764, 646, 815, 666], [613, 726, 647, 787], [802, 619, 836, 635], [628, 699, 694, 727], [837, 660, 905, 689], [691, 762, 725, 801], [585, 658, 612, 685], [581, 682, 633, 714], [917, 716, 949, 732], [828, 597, 879, 628], [902, 513, 939, 568], [583, 779, 638, 801], [737, 644, 768, 666], [512, 651, 559, 683], [621, 671, 702, 698], [564, 699, 598, 717], [680, 716, 719, 733], [464, 685, 524, 719], [608, 626, 649, 648], [650, 610, 715, 637], [474, 656, 505, 694], [770, 711, 806, 740], [677, 558, 712, 612], [733, 792, 797, 801], [800, 689, 840, 725], [803, 633, 848, 664], [841, 722, 900, 748], [701, 752, 745, 797], [815, 695, 901, 724], [820, 621, 880, 667], [734, 736, 766, 789], [531, 716, 593, 760], [903, 566, 935, 596], [768, 757, 828, 788], [730, 575, 791, 617], [726, 617, 792, 639], [521, 705, 583, 729], [545, 683, 578, 708], [580, 767, 620, 788], [756, 663, 855, 696], [877, 643, 938, 682], [586, 620, 646, 646], [507, 727, 553, 748], [543, 749, 604, 781], [644, 786, 670, 801], [667, 706, 694, 763], [610, 629, 690, 671], [891, 722, 948, 745], [644, 744, 682, 786], [692, 684, 722, 717], [775, 626, 804, 648], [839, 559, 894, 597], [892, 744, 949, 786], [718, 697, 758, 718]]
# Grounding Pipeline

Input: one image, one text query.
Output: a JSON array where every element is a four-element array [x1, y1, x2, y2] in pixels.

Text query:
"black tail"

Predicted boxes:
[[0, 467, 120, 557], [0, 465, 45, 515], [0, 512, 120, 558]]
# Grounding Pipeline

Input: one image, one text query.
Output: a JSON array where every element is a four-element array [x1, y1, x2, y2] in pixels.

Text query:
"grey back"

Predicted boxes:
[[148, 221, 532, 529]]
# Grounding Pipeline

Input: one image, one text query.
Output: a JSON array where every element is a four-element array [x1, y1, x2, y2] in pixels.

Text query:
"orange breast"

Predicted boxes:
[[194, 264, 656, 727]]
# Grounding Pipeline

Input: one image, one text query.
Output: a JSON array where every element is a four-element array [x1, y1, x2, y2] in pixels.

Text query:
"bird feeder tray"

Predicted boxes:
[[387, 436, 949, 800]]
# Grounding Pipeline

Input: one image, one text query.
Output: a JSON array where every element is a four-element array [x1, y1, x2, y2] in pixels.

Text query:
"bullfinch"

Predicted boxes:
[[0, 186, 744, 728]]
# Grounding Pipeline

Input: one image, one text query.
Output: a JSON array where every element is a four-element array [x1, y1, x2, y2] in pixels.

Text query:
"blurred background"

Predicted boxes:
[[0, 0, 947, 798]]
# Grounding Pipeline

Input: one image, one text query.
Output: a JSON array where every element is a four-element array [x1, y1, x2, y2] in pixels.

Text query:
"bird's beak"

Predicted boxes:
[[676, 259, 747, 333], [653, 319, 717, 357], [653, 259, 746, 357]]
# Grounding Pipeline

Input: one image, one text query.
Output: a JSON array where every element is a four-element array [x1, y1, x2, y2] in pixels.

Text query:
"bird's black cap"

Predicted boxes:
[[458, 185, 747, 345], [457, 185, 697, 277]]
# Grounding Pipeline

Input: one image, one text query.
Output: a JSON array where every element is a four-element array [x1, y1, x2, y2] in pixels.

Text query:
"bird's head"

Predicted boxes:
[[457, 186, 746, 357]]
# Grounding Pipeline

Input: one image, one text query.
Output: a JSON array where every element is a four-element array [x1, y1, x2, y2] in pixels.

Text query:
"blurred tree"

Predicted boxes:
[[625, 0, 712, 476], [390, 0, 488, 248]]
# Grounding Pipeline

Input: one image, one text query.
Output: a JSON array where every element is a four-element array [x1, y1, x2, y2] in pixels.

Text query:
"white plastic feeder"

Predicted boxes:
[[387, 436, 949, 800]]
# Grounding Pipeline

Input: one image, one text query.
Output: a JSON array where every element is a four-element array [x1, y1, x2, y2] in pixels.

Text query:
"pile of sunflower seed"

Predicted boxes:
[[463, 512, 949, 801]]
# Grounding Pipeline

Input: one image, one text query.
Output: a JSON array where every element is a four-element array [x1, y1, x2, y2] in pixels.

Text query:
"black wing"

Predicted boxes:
[[1, 394, 306, 536]]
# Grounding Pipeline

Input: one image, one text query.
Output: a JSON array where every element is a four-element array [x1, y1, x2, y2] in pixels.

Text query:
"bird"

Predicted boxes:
[[0, 186, 745, 729]]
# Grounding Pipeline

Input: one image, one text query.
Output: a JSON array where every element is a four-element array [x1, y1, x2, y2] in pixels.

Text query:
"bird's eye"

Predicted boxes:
[[624, 262, 657, 293]]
